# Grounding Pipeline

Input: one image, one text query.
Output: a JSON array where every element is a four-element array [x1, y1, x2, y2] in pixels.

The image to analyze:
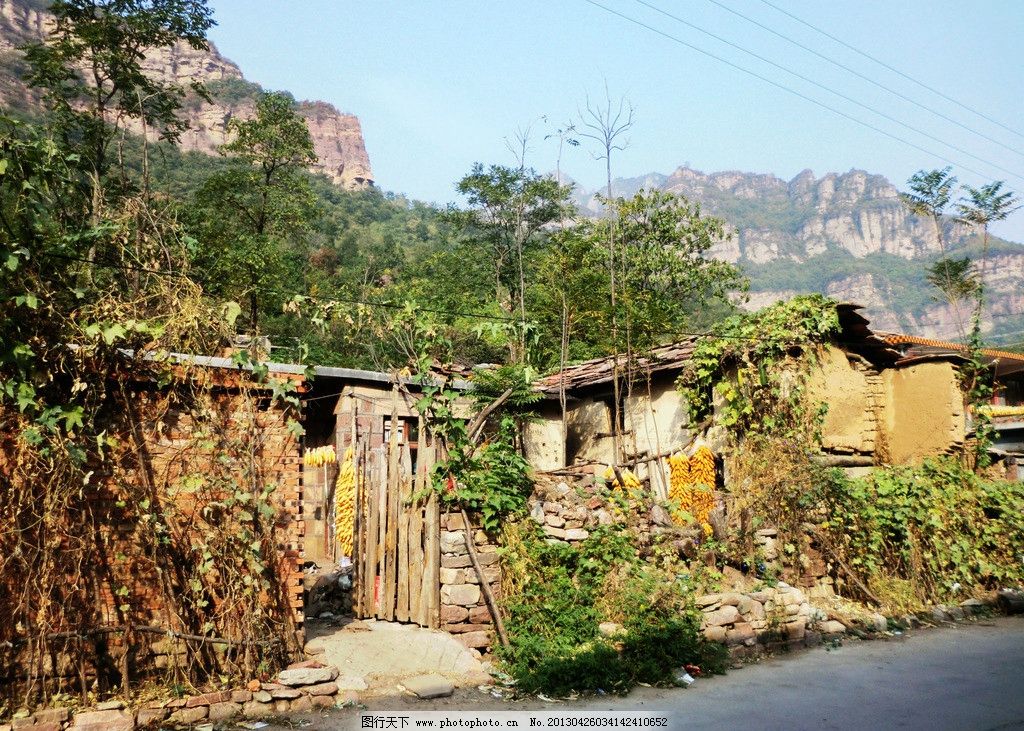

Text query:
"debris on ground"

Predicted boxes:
[[400, 674, 456, 699]]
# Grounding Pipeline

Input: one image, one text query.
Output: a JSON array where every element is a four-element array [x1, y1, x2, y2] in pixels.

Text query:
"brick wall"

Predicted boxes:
[[0, 374, 305, 693]]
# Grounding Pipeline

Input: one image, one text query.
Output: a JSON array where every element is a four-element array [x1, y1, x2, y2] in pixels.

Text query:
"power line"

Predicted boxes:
[[698, 0, 1024, 160], [38, 250, 524, 323], [629, 0, 1024, 184], [758, 0, 1024, 142], [579, 0, 997, 181]]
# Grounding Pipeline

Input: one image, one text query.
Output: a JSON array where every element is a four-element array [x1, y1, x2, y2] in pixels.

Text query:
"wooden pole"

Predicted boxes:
[[459, 508, 510, 649]]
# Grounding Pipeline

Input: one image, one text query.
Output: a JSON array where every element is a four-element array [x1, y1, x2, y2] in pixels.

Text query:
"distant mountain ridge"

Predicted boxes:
[[575, 166, 1024, 340], [0, 0, 373, 189]]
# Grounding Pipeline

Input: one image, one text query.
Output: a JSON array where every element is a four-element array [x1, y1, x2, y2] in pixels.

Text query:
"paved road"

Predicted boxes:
[[286, 616, 1024, 731]]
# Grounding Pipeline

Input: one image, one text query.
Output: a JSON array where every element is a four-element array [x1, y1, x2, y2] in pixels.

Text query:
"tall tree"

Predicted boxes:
[[900, 167, 973, 339], [576, 86, 634, 463], [446, 163, 572, 362], [24, 0, 214, 218], [613, 190, 745, 350], [191, 91, 318, 329], [957, 181, 1021, 285]]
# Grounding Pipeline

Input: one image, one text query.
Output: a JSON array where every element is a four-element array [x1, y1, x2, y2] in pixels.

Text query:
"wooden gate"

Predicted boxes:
[[352, 433, 441, 628]]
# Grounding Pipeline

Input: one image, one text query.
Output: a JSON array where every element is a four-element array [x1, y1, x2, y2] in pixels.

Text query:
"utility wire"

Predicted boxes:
[[758, 0, 1024, 142], [629, 0, 1024, 184], [39, 251, 524, 323], [580, 0, 996, 181], [40, 249, 1024, 348], [698, 0, 1024, 159]]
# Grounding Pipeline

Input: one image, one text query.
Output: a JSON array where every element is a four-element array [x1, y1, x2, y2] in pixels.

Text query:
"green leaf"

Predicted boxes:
[[101, 323, 127, 345], [222, 301, 242, 327]]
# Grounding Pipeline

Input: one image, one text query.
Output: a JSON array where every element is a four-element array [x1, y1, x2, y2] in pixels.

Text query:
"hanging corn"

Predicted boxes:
[[303, 445, 337, 467], [666, 446, 717, 533], [334, 447, 357, 558]]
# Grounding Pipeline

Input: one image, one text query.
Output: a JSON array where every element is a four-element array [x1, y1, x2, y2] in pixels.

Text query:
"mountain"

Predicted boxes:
[[0, 0, 372, 189], [575, 166, 1024, 341]]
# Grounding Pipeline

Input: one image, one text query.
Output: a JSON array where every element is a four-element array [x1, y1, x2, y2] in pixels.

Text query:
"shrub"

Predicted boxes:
[[822, 457, 1024, 605], [497, 522, 726, 696]]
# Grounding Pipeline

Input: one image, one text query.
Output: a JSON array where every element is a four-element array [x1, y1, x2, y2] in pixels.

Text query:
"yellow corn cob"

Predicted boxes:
[[304, 445, 338, 467], [666, 448, 716, 527], [334, 447, 356, 557], [602, 466, 641, 491]]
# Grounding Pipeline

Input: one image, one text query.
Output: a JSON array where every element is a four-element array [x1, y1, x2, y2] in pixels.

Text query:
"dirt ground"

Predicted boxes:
[[261, 615, 1024, 731]]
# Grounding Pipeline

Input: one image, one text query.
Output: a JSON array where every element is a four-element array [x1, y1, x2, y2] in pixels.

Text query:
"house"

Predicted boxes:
[[523, 304, 990, 493], [878, 334, 1024, 480]]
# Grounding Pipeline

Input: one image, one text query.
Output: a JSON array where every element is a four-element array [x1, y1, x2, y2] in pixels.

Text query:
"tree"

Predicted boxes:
[[956, 181, 1021, 282], [191, 91, 318, 329], [953, 180, 1020, 468], [576, 86, 634, 462], [900, 167, 973, 339], [613, 190, 745, 350], [446, 163, 572, 362], [24, 0, 214, 218]]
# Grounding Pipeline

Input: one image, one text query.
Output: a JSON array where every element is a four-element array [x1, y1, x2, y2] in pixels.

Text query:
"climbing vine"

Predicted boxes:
[[677, 294, 841, 441]]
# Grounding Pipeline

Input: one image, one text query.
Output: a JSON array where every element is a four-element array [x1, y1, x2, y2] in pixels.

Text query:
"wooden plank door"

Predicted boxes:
[[353, 436, 439, 627]]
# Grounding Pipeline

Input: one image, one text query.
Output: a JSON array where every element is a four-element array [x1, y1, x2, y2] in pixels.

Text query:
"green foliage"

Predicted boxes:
[[611, 190, 745, 351], [925, 256, 977, 302], [498, 523, 726, 696], [677, 295, 841, 438], [821, 458, 1024, 604], [188, 91, 317, 329], [444, 162, 573, 362], [444, 416, 534, 532], [415, 364, 538, 533], [23, 0, 214, 212], [900, 167, 957, 225]]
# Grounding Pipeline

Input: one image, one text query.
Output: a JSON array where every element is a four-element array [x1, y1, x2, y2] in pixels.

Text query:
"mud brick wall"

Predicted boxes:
[[438, 512, 500, 651]]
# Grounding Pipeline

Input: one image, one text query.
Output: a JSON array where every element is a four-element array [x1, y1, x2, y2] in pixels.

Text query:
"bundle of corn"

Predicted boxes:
[[335, 447, 356, 557], [666, 447, 717, 535], [690, 446, 716, 536], [304, 445, 337, 467], [602, 465, 642, 491]]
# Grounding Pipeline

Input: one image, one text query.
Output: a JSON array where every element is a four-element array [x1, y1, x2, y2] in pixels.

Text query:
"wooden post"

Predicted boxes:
[[382, 388, 401, 620], [396, 442, 412, 622], [460, 509, 510, 649]]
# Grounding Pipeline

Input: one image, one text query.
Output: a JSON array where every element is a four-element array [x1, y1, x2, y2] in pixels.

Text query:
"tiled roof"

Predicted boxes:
[[534, 340, 698, 394], [881, 333, 1024, 363]]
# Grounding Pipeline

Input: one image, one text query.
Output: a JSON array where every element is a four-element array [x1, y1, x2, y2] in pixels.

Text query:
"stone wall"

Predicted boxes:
[[1, 660, 345, 730], [698, 583, 849, 655], [438, 512, 500, 652]]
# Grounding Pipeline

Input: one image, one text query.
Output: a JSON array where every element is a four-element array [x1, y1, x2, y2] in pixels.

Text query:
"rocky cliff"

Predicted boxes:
[[577, 166, 1024, 341], [0, 0, 372, 189]]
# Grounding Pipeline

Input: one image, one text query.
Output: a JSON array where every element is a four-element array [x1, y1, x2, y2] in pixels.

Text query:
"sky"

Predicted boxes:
[[205, 0, 1024, 241]]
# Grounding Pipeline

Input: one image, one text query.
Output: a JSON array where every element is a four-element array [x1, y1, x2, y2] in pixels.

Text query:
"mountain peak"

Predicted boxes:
[[0, 0, 373, 189]]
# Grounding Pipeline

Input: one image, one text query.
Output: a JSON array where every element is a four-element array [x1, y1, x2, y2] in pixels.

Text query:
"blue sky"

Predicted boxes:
[[206, 1, 1024, 241]]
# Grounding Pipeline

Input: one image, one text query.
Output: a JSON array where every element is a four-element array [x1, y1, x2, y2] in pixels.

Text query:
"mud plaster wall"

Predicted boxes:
[[804, 346, 881, 455], [526, 379, 690, 476], [623, 379, 690, 498], [522, 404, 564, 471], [565, 397, 615, 466], [878, 361, 965, 464]]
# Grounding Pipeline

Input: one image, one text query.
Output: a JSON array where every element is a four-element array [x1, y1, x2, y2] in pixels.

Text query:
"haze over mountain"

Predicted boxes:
[[575, 166, 1024, 342]]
